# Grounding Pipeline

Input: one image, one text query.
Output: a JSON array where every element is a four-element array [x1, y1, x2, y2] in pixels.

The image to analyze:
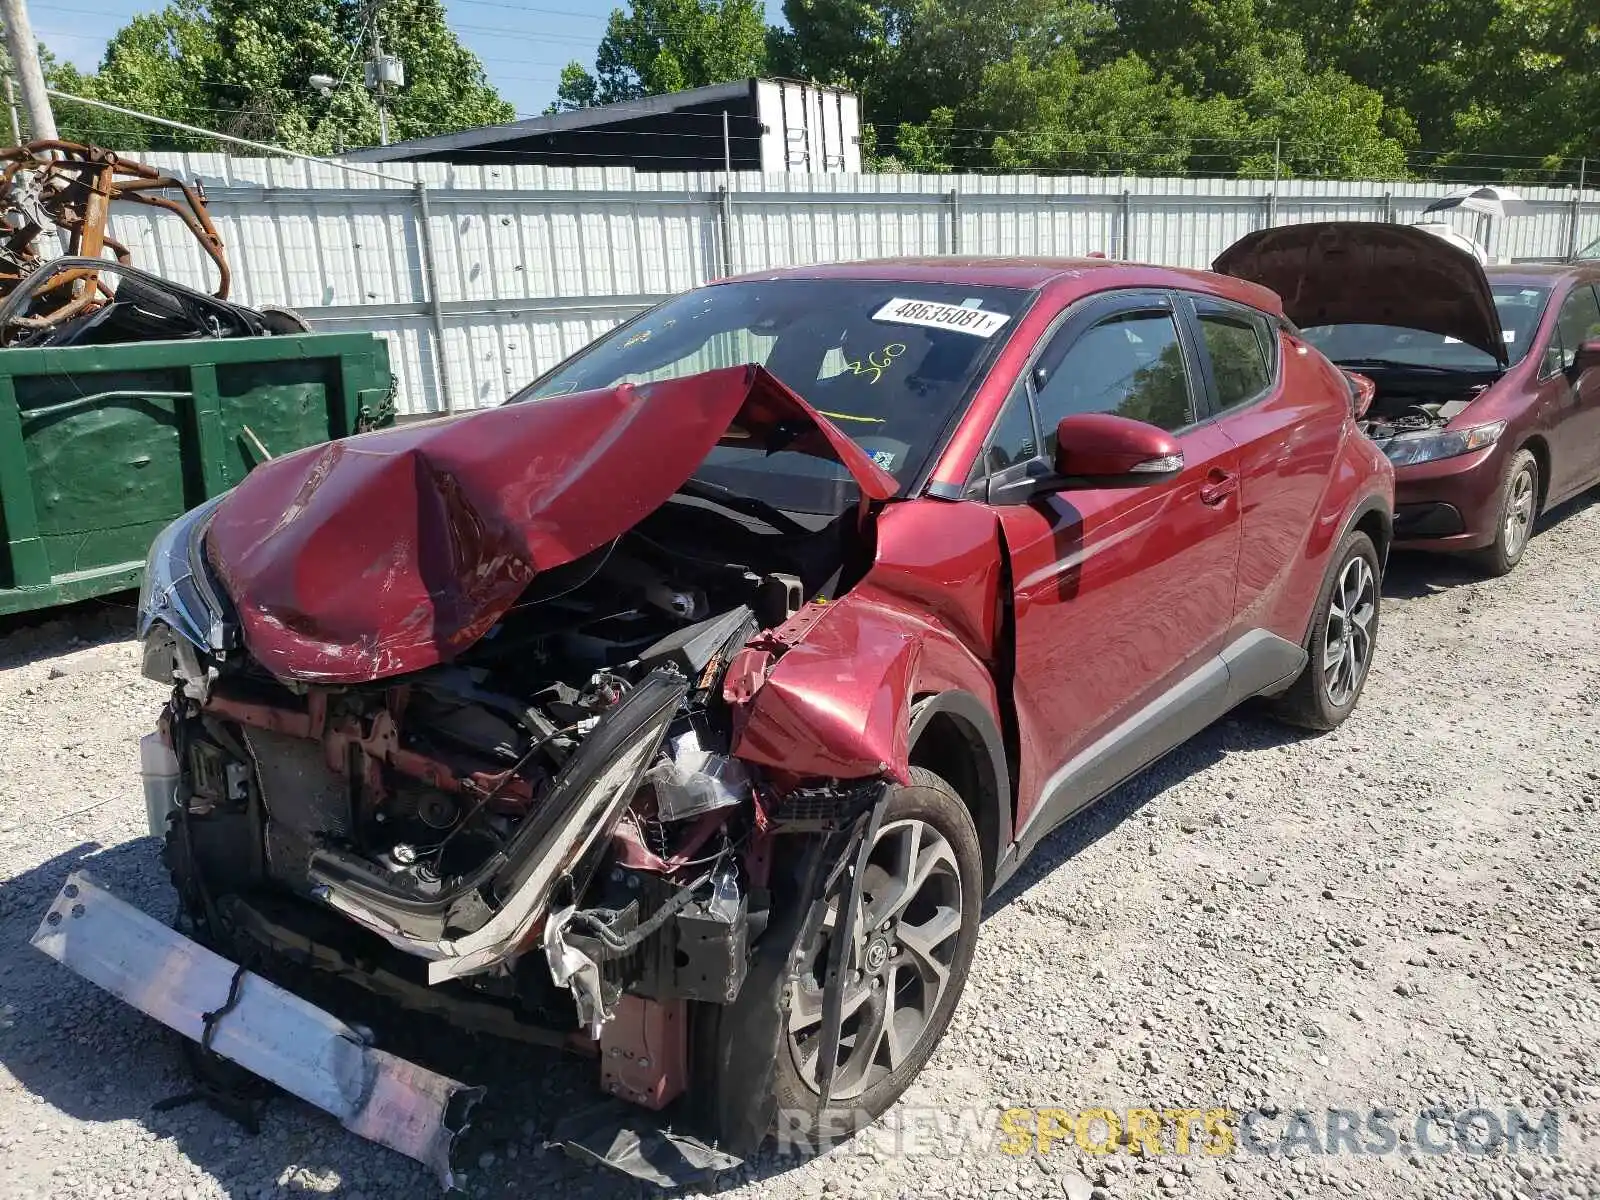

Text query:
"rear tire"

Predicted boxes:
[[1467, 448, 1538, 578], [1268, 529, 1380, 732], [766, 767, 982, 1151]]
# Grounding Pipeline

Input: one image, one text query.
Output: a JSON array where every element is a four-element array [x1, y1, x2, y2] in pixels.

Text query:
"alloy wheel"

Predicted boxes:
[[1322, 553, 1376, 708], [787, 818, 965, 1100], [1504, 465, 1536, 561]]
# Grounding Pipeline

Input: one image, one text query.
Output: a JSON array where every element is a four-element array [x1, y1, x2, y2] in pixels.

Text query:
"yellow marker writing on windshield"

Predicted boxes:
[[842, 342, 906, 384]]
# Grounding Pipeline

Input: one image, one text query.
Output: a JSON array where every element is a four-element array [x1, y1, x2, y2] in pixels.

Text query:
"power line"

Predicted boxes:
[[50, 91, 1588, 178], [449, 0, 609, 19], [44, 88, 412, 181], [48, 110, 1590, 185]]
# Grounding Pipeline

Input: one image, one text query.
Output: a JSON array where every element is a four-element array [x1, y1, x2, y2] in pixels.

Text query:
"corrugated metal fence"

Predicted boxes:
[[117, 156, 1600, 417]]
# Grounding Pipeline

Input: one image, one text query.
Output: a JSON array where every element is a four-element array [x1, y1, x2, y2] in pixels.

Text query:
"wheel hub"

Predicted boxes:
[[864, 936, 890, 973]]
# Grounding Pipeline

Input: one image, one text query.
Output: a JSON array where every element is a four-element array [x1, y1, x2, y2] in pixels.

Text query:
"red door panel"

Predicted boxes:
[[1214, 334, 1345, 642], [1000, 420, 1241, 832]]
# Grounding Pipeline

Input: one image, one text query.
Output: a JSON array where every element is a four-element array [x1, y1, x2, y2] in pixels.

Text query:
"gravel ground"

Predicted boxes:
[[2, 496, 1598, 1200]]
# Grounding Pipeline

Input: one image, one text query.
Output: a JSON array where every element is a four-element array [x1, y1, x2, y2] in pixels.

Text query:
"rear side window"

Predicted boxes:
[[1033, 310, 1194, 454], [1197, 307, 1276, 409]]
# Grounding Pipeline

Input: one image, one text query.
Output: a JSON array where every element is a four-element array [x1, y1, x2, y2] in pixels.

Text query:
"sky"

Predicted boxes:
[[31, 0, 619, 119]]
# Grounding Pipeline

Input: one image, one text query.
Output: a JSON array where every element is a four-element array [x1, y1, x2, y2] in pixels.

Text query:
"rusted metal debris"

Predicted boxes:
[[0, 140, 229, 334]]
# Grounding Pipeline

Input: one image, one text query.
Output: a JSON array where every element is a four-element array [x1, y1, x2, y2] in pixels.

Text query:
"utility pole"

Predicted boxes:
[[4, 74, 21, 144], [1267, 136, 1281, 228], [362, 4, 403, 148], [372, 28, 389, 147], [1, 0, 57, 141]]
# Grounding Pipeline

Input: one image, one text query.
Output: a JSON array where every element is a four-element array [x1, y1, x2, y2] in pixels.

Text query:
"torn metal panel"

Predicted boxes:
[[548, 1100, 740, 1188], [725, 596, 920, 783], [724, 499, 1009, 786], [544, 906, 607, 1038], [203, 364, 896, 686], [30, 871, 481, 1190]]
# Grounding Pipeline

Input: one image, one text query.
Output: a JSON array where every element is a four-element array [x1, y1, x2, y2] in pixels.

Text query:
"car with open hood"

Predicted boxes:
[[66, 257, 1390, 1184], [1216, 222, 1600, 575]]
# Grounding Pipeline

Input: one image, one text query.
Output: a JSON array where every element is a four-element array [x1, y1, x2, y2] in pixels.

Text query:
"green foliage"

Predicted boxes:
[[552, 0, 768, 110], [1248, 0, 1594, 178], [45, 0, 1598, 177], [38, 43, 161, 148], [773, 0, 1593, 178], [548, 63, 601, 113], [39, 0, 512, 153], [977, 52, 1249, 176]]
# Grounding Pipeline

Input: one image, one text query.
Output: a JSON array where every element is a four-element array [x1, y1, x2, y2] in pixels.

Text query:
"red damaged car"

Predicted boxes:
[[1217, 223, 1600, 575], [46, 258, 1391, 1183]]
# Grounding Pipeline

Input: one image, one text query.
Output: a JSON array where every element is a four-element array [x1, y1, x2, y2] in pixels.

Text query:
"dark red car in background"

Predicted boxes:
[[1218, 223, 1600, 575], [91, 256, 1391, 1181]]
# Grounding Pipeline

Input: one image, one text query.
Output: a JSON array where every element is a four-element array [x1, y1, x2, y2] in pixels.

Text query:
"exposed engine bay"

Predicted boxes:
[[1357, 373, 1492, 439], [144, 475, 877, 1099], [111, 363, 917, 1182]]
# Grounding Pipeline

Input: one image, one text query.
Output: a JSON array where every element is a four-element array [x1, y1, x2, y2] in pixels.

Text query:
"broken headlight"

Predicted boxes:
[[136, 493, 233, 675], [1381, 419, 1506, 467]]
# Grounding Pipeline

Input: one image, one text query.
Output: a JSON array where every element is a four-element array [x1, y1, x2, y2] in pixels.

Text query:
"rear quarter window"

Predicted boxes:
[[1197, 305, 1277, 410]]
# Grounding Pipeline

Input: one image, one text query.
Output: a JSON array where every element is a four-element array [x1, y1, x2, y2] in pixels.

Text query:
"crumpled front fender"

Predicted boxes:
[[723, 596, 923, 783], [724, 594, 1003, 788], [724, 498, 1009, 786]]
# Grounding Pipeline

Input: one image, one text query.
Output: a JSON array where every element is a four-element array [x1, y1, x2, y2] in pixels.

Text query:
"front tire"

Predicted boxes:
[[769, 767, 982, 1149], [1268, 529, 1380, 732], [1468, 448, 1539, 577]]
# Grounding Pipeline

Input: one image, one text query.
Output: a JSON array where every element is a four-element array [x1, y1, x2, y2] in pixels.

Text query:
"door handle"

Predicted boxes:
[[1199, 471, 1238, 505]]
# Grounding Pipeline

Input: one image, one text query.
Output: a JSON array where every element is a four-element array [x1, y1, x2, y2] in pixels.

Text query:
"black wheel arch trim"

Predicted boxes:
[[908, 689, 1013, 896], [1302, 492, 1390, 650]]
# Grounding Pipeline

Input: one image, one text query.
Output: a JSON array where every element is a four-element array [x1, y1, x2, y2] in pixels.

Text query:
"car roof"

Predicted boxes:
[[717, 255, 1285, 316], [1486, 262, 1600, 287]]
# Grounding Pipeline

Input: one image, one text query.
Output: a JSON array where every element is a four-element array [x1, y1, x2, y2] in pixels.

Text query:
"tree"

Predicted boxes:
[[553, 0, 768, 110], [1233, 43, 1413, 180], [203, 0, 514, 151], [38, 0, 513, 154], [46, 2, 219, 150], [1097, 0, 1276, 95], [972, 51, 1248, 176], [1449, 0, 1600, 171], [1090, 0, 1412, 178], [771, 0, 1108, 132], [1265, 0, 1596, 177], [548, 62, 600, 113]]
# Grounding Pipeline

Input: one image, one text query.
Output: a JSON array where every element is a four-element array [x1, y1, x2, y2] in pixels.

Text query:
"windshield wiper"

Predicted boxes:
[[676, 477, 812, 537], [1333, 358, 1493, 374]]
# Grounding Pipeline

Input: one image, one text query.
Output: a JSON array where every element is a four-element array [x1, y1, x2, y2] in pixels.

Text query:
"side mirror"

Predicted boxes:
[[1053, 412, 1184, 485], [1572, 339, 1600, 378], [1345, 370, 1376, 420]]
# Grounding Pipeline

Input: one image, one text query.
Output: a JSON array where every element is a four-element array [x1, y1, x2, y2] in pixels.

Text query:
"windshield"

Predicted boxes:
[[1300, 285, 1552, 371], [511, 279, 1029, 514]]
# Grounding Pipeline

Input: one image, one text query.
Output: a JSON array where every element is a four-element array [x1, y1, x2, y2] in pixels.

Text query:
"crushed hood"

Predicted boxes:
[[205, 364, 898, 684], [1213, 222, 1507, 365]]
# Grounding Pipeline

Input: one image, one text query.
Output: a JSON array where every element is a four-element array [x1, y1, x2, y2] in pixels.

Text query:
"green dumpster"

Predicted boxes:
[[0, 333, 395, 617]]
